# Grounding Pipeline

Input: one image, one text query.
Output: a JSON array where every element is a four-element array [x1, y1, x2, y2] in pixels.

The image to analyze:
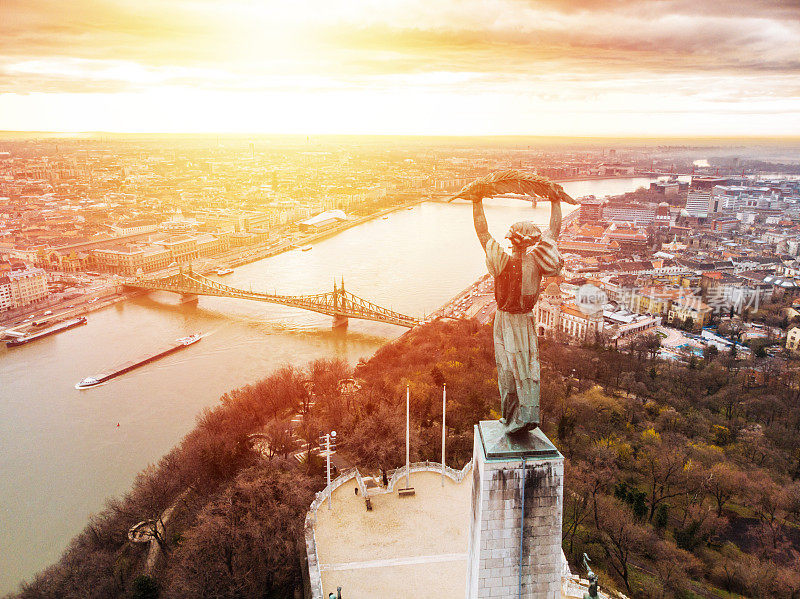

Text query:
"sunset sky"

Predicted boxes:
[[2, 0, 799, 136]]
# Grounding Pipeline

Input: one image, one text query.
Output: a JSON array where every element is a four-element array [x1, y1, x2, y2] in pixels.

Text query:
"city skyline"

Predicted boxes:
[[3, 0, 800, 136]]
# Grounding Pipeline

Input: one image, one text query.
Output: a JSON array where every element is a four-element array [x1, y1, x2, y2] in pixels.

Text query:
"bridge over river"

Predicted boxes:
[[124, 268, 419, 329]]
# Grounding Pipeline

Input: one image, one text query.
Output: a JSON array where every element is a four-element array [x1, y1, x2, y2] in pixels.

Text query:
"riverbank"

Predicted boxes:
[[427, 273, 495, 325], [193, 196, 426, 274], [0, 287, 143, 338]]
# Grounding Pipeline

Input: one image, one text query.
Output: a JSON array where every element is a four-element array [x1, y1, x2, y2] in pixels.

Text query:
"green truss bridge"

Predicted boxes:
[[124, 269, 419, 329]]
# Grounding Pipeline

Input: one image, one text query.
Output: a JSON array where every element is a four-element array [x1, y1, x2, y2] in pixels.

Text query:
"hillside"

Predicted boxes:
[[9, 318, 800, 599]]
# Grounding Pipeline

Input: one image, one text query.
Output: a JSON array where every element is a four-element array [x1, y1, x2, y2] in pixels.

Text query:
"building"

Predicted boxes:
[[700, 271, 739, 298], [711, 216, 738, 232], [603, 203, 656, 226], [5, 267, 49, 309], [685, 190, 713, 218], [628, 286, 683, 316], [194, 232, 230, 256], [668, 296, 713, 330], [0, 275, 13, 311], [109, 220, 160, 236], [654, 202, 671, 227], [153, 235, 200, 264], [577, 196, 604, 223], [535, 283, 604, 343], [603, 308, 660, 343], [299, 209, 347, 232], [650, 181, 681, 196], [92, 245, 172, 275], [691, 176, 731, 190], [712, 185, 772, 213], [787, 327, 800, 354]]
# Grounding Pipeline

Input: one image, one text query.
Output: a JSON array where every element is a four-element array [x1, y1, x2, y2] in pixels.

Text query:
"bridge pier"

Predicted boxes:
[[332, 314, 349, 329], [178, 293, 199, 304]]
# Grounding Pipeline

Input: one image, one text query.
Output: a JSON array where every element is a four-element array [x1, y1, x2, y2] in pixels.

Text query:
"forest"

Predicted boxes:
[[9, 318, 800, 599]]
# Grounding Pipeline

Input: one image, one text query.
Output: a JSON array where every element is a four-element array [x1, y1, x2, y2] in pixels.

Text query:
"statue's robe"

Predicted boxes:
[[484, 230, 562, 433]]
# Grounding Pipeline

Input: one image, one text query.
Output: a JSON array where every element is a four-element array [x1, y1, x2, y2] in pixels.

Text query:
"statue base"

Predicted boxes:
[[466, 421, 564, 599]]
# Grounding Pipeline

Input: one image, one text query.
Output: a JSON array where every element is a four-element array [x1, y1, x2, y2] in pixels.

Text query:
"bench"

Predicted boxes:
[[398, 487, 416, 497]]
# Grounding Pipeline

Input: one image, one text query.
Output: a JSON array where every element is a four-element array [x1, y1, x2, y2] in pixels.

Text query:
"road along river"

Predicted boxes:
[[0, 177, 655, 592]]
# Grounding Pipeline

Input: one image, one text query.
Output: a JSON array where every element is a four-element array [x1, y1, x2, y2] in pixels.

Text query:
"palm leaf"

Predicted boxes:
[[447, 169, 578, 204]]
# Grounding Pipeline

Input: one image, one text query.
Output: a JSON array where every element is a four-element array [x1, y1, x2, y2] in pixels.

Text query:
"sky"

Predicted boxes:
[[1, 0, 799, 136]]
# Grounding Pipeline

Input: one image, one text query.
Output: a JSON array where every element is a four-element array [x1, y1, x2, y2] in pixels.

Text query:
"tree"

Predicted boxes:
[[636, 431, 697, 522], [642, 333, 662, 361], [683, 316, 694, 332], [130, 575, 159, 599], [166, 463, 318, 599], [562, 462, 593, 558], [746, 472, 791, 555], [345, 401, 406, 472], [261, 419, 296, 460], [647, 537, 699, 598], [705, 461, 746, 516], [654, 503, 669, 529], [593, 495, 649, 594], [109, 461, 187, 557]]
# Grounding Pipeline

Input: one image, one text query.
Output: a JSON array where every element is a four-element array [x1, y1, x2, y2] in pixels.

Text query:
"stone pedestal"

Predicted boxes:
[[466, 421, 564, 599]]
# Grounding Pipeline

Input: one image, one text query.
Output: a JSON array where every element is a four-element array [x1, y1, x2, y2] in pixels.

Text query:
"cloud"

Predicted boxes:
[[0, 0, 798, 133], [1, 0, 216, 65]]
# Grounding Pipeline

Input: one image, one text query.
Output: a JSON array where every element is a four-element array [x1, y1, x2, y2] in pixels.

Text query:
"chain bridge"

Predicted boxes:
[[124, 269, 419, 328]]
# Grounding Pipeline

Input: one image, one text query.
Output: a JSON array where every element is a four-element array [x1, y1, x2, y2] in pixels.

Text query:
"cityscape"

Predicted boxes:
[[2, 1, 800, 599]]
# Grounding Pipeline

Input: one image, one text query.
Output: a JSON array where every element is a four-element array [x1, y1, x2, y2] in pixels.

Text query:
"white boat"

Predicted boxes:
[[300, 245, 312, 252], [76, 376, 100, 389], [177, 333, 202, 346], [215, 268, 234, 276]]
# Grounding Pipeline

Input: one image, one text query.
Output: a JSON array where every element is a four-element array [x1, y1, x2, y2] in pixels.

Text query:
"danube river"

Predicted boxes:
[[0, 177, 653, 592]]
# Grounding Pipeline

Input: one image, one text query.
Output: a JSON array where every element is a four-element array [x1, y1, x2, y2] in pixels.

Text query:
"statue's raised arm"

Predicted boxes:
[[550, 198, 562, 238]]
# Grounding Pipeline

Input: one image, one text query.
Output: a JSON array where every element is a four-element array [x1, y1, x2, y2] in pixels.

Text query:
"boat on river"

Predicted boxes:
[[6, 317, 87, 348], [300, 245, 312, 252], [215, 268, 234, 276], [75, 333, 202, 389]]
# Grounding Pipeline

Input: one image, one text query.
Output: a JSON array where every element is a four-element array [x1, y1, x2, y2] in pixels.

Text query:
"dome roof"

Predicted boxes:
[[544, 282, 562, 297]]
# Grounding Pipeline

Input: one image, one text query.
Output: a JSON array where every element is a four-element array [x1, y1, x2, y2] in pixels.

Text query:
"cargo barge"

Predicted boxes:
[[6, 317, 88, 348], [75, 333, 202, 389]]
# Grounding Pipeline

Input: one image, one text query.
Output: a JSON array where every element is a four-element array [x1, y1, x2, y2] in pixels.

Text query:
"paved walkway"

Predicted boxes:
[[313, 470, 471, 599], [319, 553, 468, 572]]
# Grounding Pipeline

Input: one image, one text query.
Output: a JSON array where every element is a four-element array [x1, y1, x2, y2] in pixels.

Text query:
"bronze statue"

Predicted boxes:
[[453, 170, 576, 435], [581, 553, 599, 599]]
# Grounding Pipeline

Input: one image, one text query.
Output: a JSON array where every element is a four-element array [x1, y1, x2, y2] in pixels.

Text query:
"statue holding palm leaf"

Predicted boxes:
[[450, 170, 578, 435]]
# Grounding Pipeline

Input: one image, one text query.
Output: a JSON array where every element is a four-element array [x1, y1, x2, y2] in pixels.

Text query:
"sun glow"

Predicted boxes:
[[1, 0, 799, 135]]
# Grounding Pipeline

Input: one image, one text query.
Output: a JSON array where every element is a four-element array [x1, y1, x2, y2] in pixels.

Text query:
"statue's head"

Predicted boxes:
[[506, 221, 541, 251]]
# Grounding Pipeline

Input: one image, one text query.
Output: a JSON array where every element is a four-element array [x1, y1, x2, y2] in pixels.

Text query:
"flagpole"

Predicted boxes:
[[441, 383, 446, 486], [406, 384, 410, 489]]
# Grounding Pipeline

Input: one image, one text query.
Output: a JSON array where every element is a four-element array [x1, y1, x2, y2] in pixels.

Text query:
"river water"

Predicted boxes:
[[0, 177, 654, 592]]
